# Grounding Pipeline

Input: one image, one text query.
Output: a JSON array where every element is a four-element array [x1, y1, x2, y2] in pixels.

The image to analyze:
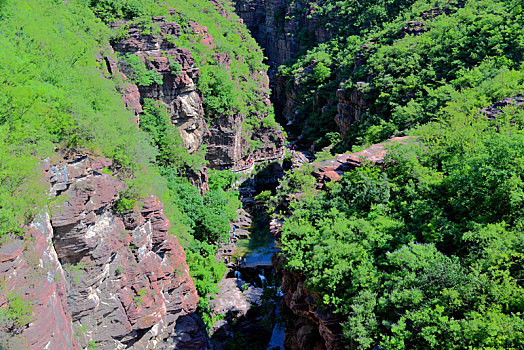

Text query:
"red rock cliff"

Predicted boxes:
[[109, 12, 285, 170], [0, 155, 206, 349]]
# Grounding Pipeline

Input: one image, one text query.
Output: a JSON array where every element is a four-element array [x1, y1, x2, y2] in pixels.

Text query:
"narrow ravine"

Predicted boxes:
[[211, 162, 287, 348]]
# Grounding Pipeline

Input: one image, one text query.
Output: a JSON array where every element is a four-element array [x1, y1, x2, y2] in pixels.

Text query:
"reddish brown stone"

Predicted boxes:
[[313, 136, 413, 184], [189, 21, 216, 49], [1, 155, 204, 349]]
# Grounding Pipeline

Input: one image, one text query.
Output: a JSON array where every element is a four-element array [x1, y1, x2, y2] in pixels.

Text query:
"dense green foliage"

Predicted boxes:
[[278, 0, 524, 148], [0, 0, 245, 330], [4, 0, 524, 348], [165, 171, 239, 244], [279, 68, 524, 348]]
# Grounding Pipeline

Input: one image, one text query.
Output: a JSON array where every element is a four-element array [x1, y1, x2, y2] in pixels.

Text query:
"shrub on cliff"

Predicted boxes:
[[0, 294, 33, 333], [198, 65, 241, 116], [122, 54, 163, 86], [140, 99, 205, 171]]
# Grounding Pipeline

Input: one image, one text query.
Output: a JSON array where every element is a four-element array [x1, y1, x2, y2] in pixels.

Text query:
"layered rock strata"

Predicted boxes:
[[234, 0, 332, 128], [110, 19, 206, 154], [0, 155, 206, 349], [109, 15, 285, 169]]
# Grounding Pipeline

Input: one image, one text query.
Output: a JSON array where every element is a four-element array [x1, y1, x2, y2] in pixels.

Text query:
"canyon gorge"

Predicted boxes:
[[1, 0, 524, 349]]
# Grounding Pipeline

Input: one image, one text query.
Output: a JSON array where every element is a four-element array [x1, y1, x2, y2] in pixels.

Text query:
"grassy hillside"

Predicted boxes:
[[0, 0, 264, 328]]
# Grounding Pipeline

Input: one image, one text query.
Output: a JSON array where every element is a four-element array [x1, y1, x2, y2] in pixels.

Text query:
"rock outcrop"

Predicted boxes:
[[234, 0, 332, 128], [204, 61, 285, 168], [0, 216, 75, 350], [208, 276, 271, 349], [279, 268, 345, 350], [312, 136, 412, 184], [0, 154, 206, 349], [478, 94, 524, 120], [334, 84, 368, 138], [110, 18, 207, 154], [235, 0, 298, 66], [109, 13, 285, 170]]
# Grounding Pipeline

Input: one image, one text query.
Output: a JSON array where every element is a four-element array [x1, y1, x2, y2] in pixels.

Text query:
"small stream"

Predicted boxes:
[[266, 300, 285, 350], [229, 190, 285, 349], [234, 237, 277, 266]]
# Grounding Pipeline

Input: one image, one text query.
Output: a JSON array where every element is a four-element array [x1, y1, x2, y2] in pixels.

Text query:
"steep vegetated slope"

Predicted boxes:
[[91, 0, 284, 167], [238, 0, 524, 150], [0, 0, 280, 348], [245, 0, 524, 349]]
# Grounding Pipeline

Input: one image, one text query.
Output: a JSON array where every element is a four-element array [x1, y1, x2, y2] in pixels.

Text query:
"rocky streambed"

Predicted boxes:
[[210, 163, 288, 349]]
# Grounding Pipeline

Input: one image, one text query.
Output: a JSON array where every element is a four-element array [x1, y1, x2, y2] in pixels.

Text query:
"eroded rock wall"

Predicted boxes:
[[280, 269, 344, 350], [234, 0, 330, 67], [235, 0, 298, 66], [0, 155, 207, 350], [234, 0, 333, 129], [0, 214, 75, 350], [109, 14, 284, 169], [110, 18, 207, 154]]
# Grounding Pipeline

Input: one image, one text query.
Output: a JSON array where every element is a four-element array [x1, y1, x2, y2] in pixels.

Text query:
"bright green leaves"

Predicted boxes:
[[279, 0, 524, 146], [329, 164, 391, 212], [168, 58, 182, 76], [165, 173, 239, 244], [122, 54, 163, 86], [198, 65, 240, 117], [89, 0, 159, 23], [0, 294, 33, 331], [311, 61, 331, 83], [279, 95, 524, 348]]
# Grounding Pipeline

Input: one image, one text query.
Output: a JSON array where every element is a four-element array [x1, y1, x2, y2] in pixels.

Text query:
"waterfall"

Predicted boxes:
[[258, 268, 266, 286]]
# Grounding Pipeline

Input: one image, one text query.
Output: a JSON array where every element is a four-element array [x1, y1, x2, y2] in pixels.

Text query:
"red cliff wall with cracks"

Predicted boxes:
[[109, 11, 284, 170], [0, 155, 206, 349]]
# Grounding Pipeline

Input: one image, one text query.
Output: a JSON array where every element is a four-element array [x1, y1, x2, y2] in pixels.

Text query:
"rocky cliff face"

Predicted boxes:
[[108, 14, 284, 169], [279, 269, 345, 350], [234, 0, 330, 67], [205, 72, 285, 168], [334, 85, 367, 138], [0, 155, 206, 349], [235, 0, 297, 66], [0, 214, 75, 350], [110, 18, 207, 154], [312, 136, 412, 186], [478, 94, 524, 120]]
